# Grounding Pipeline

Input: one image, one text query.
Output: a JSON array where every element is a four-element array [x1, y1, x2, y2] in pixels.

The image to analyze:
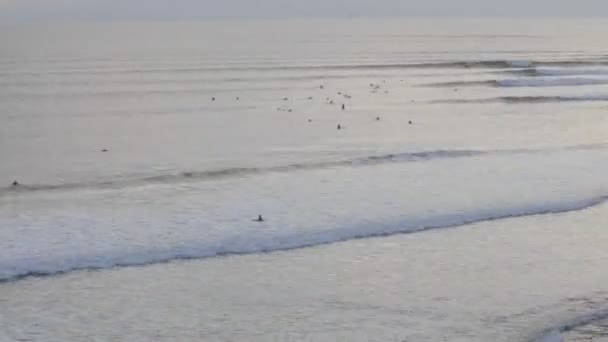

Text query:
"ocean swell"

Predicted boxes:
[[1, 149, 484, 195], [4, 58, 608, 76], [4, 144, 608, 196]]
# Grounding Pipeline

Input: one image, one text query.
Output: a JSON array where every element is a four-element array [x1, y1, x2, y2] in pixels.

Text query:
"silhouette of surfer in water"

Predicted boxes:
[[254, 214, 264, 222], [11, 180, 19, 187]]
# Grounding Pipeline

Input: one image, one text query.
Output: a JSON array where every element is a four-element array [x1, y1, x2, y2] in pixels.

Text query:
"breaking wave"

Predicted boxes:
[[2, 194, 607, 283]]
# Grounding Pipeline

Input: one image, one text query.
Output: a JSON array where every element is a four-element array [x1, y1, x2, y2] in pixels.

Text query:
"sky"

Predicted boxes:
[[1, 0, 608, 22]]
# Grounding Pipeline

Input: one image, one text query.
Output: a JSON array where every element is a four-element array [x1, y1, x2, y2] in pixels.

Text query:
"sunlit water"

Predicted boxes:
[[2, 19, 608, 341]]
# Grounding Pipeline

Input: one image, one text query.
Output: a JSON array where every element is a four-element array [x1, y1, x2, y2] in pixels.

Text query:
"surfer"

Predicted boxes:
[[254, 215, 264, 222], [11, 180, 19, 187], [337, 124, 342, 130], [341, 104, 345, 110]]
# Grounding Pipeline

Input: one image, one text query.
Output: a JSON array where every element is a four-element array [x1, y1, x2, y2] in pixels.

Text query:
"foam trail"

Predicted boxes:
[[1, 194, 607, 283]]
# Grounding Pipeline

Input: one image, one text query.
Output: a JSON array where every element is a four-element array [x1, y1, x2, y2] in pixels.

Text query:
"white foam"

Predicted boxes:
[[540, 330, 564, 342]]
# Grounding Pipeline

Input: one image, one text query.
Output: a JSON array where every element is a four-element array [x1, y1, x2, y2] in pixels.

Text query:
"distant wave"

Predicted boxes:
[[434, 95, 608, 104], [4, 145, 608, 196], [4, 59, 608, 76], [0, 73, 390, 88], [0, 149, 486, 195], [424, 77, 608, 88], [503, 67, 608, 77], [1, 194, 607, 283]]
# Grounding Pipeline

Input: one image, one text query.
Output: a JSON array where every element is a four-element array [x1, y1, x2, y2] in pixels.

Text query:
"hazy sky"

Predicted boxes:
[[2, 0, 608, 22]]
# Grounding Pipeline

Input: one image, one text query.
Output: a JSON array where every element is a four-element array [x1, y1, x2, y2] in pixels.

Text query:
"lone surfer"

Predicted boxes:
[[11, 180, 19, 187], [254, 214, 264, 222]]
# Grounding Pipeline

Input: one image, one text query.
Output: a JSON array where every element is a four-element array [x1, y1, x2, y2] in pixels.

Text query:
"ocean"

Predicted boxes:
[[2, 19, 608, 341]]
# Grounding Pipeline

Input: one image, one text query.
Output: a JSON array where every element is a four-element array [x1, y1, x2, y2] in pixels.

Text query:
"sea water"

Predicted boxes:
[[2, 19, 608, 341]]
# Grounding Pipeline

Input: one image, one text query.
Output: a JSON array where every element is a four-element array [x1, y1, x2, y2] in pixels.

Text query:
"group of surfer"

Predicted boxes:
[[10, 82, 414, 225]]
